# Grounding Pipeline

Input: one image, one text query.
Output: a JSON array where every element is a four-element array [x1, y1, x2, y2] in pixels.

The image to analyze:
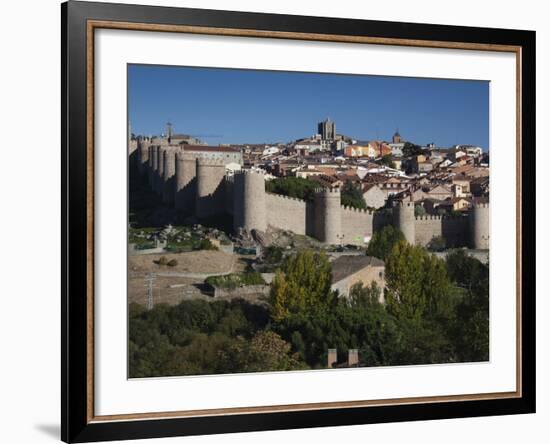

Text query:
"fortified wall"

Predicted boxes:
[[135, 141, 489, 249]]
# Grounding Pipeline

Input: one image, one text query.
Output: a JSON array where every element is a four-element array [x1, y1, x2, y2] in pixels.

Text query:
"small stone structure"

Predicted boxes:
[[327, 348, 337, 368], [348, 349, 359, 367]]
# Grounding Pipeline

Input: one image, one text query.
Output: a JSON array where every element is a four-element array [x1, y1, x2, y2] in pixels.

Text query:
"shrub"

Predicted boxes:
[[206, 272, 265, 290], [341, 181, 367, 210], [154, 256, 168, 266], [263, 245, 283, 264], [196, 239, 218, 251], [427, 236, 446, 252]]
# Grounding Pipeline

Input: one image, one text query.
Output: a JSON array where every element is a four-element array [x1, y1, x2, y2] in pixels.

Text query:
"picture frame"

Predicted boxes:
[[61, 1, 536, 442]]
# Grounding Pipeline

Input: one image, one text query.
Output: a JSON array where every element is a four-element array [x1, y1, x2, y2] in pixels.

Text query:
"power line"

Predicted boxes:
[[144, 273, 157, 310]]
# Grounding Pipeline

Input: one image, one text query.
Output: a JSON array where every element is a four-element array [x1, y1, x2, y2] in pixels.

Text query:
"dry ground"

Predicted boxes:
[[128, 250, 254, 306]]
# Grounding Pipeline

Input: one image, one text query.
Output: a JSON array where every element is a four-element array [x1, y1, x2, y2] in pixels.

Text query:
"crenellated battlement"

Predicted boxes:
[[137, 147, 488, 248], [415, 214, 468, 221], [234, 168, 266, 176], [397, 200, 415, 208], [265, 191, 306, 204], [341, 205, 373, 215], [176, 151, 196, 161], [196, 157, 225, 167], [315, 187, 341, 195], [473, 202, 489, 209]]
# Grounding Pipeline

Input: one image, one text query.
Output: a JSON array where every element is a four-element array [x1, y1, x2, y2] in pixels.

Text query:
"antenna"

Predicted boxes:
[[166, 122, 173, 141], [144, 273, 157, 310]]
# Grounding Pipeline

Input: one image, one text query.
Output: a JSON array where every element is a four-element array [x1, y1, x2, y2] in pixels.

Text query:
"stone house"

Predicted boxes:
[[330, 256, 386, 302], [438, 197, 472, 212], [452, 176, 472, 194], [425, 184, 454, 200]]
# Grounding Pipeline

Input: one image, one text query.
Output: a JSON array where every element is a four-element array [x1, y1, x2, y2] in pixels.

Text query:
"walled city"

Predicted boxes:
[[127, 120, 491, 375], [129, 120, 489, 250]]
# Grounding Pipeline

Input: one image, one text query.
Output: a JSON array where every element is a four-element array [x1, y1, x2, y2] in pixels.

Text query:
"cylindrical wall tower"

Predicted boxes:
[[147, 145, 154, 187], [150, 146, 160, 193], [137, 139, 150, 178], [162, 147, 176, 205], [470, 202, 490, 249], [393, 200, 416, 245], [195, 158, 226, 218], [314, 188, 342, 244], [233, 170, 266, 233], [174, 151, 197, 212], [156, 147, 166, 196]]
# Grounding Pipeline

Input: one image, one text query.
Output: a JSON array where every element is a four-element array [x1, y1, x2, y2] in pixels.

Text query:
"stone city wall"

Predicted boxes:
[[265, 193, 309, 235], [340, 206, 374, 246], [134, 148, 489, 249], [414, 215, 470, 247]]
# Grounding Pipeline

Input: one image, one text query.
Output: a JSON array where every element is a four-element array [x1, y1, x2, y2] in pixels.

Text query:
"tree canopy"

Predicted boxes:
[[265, 177, 318, 201], [340, 181, 368, 210], [129, 246, 489, 376], [269, 250, 334, 321], [366, 225, 405, 260], [379, 154, 396, 168], [402, 142, 424, 157], [385, 240, 452, 321]]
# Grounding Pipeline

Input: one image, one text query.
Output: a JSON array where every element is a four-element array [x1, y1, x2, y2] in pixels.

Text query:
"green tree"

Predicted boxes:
[[265, 177, 318, 201], [218, 331, 306, 373], [385, 241, 427, 320], [341, 181, 367, 210], [414, 204, 426, 217], [385, 241, 452, 321], [196, 238, 218, 251], [347, 282, 402, 366], [379, 154, 396, 168], [269, 250, 334, 321], [263, 245, 283, 264], [366, 225, 405, 260], [446, 249, 489, 361], [427, 235, 446, 252], [402, 142, 423, 157]]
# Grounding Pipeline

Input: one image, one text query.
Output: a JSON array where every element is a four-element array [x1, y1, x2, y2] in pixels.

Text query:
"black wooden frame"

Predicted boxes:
[[62, 1, 536, 442]]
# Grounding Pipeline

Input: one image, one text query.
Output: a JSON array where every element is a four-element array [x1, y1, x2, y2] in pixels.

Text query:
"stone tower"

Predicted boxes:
[[147, 145, 154, 187], [470, 202, 490, 249], [314, 188, 342, 244], [174, 151, 197, 212], [393, 199, 415, 244], [162, 147, 176, 205], [318, 118, 336, 141], [392, 130, 402, 144], [150, 145, 160, 193], [233, 170, 267, 233], [156, 147, 166, 196], [137, 139, 150, 178], [195, 157, 226, 218]]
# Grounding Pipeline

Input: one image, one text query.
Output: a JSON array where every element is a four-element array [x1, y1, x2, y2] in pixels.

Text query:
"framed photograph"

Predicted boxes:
[[61, 1, 536, 442]]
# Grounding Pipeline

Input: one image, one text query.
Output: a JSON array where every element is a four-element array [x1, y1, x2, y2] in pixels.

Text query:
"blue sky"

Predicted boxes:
[[128, 64, 489, 149]]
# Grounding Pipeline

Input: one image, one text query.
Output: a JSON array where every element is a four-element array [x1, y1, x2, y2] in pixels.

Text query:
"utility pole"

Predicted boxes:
[[144, 273, 156, 310]]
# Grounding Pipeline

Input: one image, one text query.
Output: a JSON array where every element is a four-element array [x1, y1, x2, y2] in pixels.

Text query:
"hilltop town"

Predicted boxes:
[[129, 118, 489, 251], [127, 119, 490, 375]]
